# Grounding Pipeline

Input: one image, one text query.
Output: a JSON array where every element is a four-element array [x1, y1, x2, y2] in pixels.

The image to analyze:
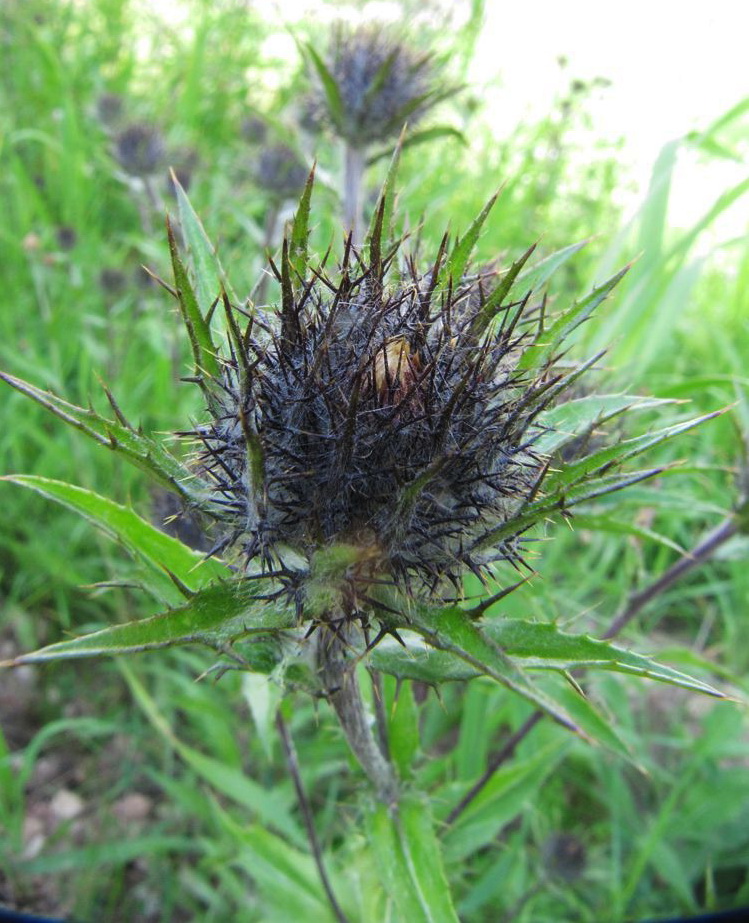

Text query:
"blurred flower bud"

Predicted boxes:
[[256, 143, 308, 200], [115, 122, 165, 176]]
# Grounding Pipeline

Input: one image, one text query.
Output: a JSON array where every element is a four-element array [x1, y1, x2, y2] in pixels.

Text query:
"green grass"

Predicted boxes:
[[1, 0, 748, 920]]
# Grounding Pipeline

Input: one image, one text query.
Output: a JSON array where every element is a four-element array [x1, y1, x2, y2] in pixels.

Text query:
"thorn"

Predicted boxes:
[[141, 264, 178, 298], [467, 575, 534, 618], [163, 568, 197, 598]]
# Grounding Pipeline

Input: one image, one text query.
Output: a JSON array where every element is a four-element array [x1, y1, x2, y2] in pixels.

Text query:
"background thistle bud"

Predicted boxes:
[[95, 91, 124, 127], [241, 113, 268, 145], [255, 143, 308, 200], [114, 121, 165, 176], [311, 24, 446, 148]]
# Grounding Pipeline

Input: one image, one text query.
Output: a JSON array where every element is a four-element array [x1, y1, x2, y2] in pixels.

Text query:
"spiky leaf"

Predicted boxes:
[[2, 476, 228, 604], [404, 604, 583, 735], [472, 243, 536, 336], [303, 42, 344, 128], [1, 580, 296, 666], [171, 170, 236, 313], [515, 239, 590, 293], [366, 129, 404, 278], [367, 125, 466, 165], [288, 163, 316, 288], [167, 217, 221, 384], [543, 410, 722, 493], [370, 620, 727, 699], [435, 192, 499, 294], [0, 373, 209, 507], [534, 392, 677, 455], [519, 265, 630, 371]]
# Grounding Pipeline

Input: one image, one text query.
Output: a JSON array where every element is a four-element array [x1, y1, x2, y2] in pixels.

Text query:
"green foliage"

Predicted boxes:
[[1, 1, 747, 920], [368, 794, 460, 923]]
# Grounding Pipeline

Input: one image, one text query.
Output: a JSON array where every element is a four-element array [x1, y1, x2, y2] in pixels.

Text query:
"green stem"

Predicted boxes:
[[318, 622, 398, 804]]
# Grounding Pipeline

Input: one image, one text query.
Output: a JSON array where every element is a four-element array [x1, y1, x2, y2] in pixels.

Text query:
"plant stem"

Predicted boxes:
[[275, 711, 350, 923], [602, 516, 738, 639], [444, 712, 543, 825], [343, 144, 366, 247], [318, 622, 399, 804]]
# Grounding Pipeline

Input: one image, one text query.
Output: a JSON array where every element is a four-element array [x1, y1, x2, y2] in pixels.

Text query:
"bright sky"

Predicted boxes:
[[470, 0, 748, 232], [143, 0, 747, 237], [473, 0, 746, 144]]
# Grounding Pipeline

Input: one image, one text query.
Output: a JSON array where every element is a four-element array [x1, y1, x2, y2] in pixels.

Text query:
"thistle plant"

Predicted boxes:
[[0, 149, 727, 918], [305, 24, 457, 244]]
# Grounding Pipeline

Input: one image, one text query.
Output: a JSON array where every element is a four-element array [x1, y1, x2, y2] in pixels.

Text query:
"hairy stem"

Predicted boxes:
[[275, 711, 350, 923], [318, 623, 398, 804], [343, 144, 366, 247]]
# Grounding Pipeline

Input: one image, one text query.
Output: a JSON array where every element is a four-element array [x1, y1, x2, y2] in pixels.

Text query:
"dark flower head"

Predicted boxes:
[[99, 266, 127, 294], [96, 91, 124, 127], [241, 114, 268, 145], [191, 233, 549, 598], [313, 25, 446, 148], [115, 122, 165, 176], [55, 225, 77, 251], [256, 143, 308, 200]]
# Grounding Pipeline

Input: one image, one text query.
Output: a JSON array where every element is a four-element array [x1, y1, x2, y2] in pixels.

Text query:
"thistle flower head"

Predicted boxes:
[[311, 24, 445, 148], [186, 179, 563, 608], [1, 169, 720, 743], [241, 114, 268, 145]]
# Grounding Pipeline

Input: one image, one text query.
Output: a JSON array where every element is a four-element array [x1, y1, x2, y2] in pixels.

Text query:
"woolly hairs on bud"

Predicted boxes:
[[190, 236, 550, 601]]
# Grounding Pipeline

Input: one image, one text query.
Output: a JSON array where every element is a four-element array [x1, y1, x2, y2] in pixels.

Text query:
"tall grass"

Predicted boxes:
[[1, 1, 747, 920]]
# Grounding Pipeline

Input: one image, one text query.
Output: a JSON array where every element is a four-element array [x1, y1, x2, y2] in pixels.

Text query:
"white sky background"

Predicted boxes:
[[269, 0, 748, 236], [473, 0, 746, 147], [143, 0, 747, 237], [469, 0, 748, 232]]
